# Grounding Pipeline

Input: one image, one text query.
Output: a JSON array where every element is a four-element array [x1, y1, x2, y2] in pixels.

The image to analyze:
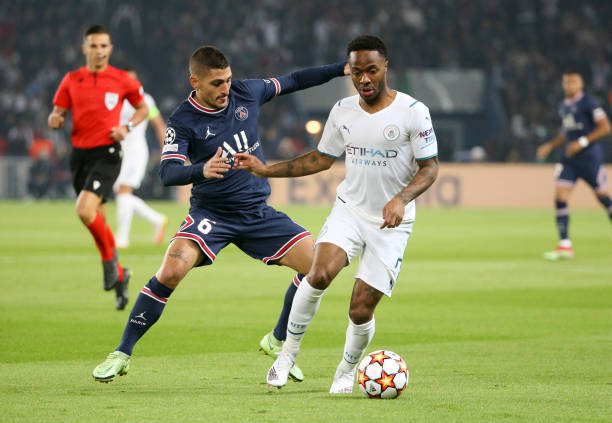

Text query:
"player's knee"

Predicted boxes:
[[156, 266, 185, 289], [75, 204, 95, 225], [348, 304, 373, 325], [307, 267, 333, 289]]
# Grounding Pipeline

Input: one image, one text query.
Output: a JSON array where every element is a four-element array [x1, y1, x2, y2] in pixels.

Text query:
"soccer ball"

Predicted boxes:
[[357, 350, 409, 399]]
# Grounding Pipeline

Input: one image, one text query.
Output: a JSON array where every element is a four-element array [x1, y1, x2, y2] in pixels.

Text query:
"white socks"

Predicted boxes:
[[131, 195, 164, 225], [283, 277, 326, 357], [116, 193, 165, 245], [337, 317, 375, 373], [282, 276, 375, 373], [116, 193, 134, 246]]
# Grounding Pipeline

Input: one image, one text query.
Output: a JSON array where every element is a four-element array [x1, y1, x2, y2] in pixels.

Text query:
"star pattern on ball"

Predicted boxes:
[[377, 371, 395, 391], [398, 358, 407, 373], [358, 368, 367, 385], [370, 351, 390, 365]]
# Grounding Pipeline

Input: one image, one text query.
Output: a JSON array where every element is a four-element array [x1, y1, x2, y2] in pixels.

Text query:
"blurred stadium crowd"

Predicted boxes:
[[1, 0, 611, 197]]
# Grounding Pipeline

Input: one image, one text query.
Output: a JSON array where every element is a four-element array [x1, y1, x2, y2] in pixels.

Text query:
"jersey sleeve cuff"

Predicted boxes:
[[317, 148, 339, 158], [190, 162, 206, 183], [416, 153, 438, 161]]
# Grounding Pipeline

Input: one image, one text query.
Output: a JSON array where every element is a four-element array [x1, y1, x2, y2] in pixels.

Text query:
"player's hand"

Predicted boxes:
[[48, 113, 65, 129], [536, 142, 553, 160], [232, 152, 269, 177], [343, 62, 350, 75], [110, 125, 129, 141], [565, 140, 582, 157], [380, 197, 405, 229], [203, 147, 231, 178]]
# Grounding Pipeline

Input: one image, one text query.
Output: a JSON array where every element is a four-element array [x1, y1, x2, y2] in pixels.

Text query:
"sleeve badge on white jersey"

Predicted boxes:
[[164, 127, 176, 144], [383, 124, 400, 141]]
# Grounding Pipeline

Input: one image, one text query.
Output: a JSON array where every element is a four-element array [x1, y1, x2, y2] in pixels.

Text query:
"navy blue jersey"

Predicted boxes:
[[159, 62, 345, 212], [558, 93, 605, 160]]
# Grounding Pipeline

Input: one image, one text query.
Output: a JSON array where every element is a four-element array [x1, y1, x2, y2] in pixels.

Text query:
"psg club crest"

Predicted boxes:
[[104, 92, 119, 111], [383, 124, 400, 141], [234, 106, 248, 121]]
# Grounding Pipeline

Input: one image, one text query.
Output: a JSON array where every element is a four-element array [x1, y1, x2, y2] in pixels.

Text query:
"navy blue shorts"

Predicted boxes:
[[171, 204, 311, 266], [556, 160, 608, 192]]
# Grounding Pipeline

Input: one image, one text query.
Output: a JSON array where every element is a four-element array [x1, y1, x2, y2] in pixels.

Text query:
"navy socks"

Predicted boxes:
[[555, 200, 569, 240], [117, 277, 173, 355], [273, 274, 304, 341]]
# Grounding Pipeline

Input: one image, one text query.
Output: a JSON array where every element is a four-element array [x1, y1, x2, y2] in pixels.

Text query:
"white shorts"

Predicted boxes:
[[114, 141, 149, 190], [315, 201, 412, 297]]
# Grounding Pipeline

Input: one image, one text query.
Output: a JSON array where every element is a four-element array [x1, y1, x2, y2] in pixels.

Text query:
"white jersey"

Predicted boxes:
[[115, 92, 159, 190], [317, 92, 438, 229], [120, 92, 156, 148]]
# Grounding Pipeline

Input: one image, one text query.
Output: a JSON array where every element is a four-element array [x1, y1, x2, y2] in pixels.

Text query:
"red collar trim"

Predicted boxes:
[[188, 91, 226, 114]]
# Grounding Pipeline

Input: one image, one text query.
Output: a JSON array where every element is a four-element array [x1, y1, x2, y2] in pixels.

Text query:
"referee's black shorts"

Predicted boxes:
[[69, 142, 122, 202]]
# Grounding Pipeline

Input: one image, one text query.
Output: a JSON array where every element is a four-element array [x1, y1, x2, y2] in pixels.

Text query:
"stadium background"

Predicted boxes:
[[2, 0, 612, 202]]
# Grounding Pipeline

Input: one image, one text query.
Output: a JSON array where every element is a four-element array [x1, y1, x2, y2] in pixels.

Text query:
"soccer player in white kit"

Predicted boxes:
[[113, 70, 168, 248], [234, 34, 439, 393]]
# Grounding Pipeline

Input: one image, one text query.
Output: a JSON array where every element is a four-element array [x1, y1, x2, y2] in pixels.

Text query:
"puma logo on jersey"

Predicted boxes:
[[93, 180, 101, 191]]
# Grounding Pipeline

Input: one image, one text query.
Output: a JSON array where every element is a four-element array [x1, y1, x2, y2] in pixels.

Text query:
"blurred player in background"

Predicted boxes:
[[113, 70, 168, 249], [48, 25, 149, 310], [536, 71, 612, 260], [235, 34, 439, 393], [92, 45, 349, 382]]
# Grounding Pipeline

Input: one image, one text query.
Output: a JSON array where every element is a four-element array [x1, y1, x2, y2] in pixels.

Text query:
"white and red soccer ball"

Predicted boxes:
[[357, 350, 409, 399]]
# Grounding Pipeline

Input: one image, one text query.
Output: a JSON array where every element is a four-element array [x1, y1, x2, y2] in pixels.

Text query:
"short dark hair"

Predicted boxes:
[[346, 34, 388, 59], [562, 69, 583, 77], [84, 24, 110, 38], [189, 46, 230, 76]]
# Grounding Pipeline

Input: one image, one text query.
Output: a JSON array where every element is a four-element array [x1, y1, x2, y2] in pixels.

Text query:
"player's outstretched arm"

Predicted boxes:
[[381, 157, 439, 229], [233, 150, 335, 178], [47, 106, 67, 129], [275, 62, 348, 96]]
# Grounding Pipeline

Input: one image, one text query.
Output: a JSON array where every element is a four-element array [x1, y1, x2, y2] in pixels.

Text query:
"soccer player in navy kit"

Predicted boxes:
[[537, 71, 612, 260], [93, 45, 348, 382]]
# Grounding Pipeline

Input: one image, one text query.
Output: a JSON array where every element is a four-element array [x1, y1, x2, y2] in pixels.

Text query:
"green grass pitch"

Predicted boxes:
[[0, 200, 610, 422]]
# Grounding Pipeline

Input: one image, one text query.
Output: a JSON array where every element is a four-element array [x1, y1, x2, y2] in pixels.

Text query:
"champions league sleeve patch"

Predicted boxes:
[[164, 127, 176, 144]]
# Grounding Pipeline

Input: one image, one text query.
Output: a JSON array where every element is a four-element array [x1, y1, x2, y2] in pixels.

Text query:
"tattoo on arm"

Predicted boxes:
[[268, 150, 334, 177], [398, 158, 439, 204], [285, 162, 294, 177], [168, 248, 189, 264]]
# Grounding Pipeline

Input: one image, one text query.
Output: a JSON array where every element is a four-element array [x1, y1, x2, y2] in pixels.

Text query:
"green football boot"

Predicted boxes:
[[259, 332, 304, 382], [543, 246, 574, 261], [92, 351, 130, 382]]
